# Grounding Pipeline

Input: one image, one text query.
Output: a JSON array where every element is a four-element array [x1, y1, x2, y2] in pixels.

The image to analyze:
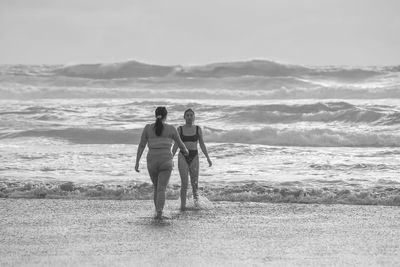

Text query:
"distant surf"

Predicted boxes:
[[1, 59, 399, 99]]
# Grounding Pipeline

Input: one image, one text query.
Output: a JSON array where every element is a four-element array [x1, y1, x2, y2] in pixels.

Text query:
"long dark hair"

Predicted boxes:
[[154, 107, 167, 136]]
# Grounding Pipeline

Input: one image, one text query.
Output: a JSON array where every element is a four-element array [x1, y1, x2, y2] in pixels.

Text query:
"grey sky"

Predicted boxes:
[[1, 0, 399, 66]]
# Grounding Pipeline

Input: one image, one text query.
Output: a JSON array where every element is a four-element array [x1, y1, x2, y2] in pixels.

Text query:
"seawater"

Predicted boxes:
[[1, 61, 399, 205]]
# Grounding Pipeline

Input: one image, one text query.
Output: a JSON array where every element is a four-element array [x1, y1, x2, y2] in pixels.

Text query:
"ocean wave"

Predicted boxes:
[[225, 102, 400, 125], [205, 126, 400, 147], [2, 126, 400, 147], [1, 181, 399, 206], [8, 101, 400, 126], [309, 163, 397, 171], [2, 60, 394, 80], [0, 64, 57, 77], [2, 84, 400, 100], [1, 59, 399, 101], [51, 60, 392, 80], [1, 61, 398, 100], [1, 128, 141, 144], [0, 106, 66, 116], [54, 61, 175, 79], [309, 67, 383, 81], [174, 60, 311, 78]]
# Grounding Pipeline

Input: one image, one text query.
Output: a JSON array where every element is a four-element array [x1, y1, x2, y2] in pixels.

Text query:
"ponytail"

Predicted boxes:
[[154, 116, 164, 136], [154, 107, 167, 136]]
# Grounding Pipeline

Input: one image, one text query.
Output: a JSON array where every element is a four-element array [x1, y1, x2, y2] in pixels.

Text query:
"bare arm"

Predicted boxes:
[[171, 126, 189, 155], [198, 126, 212, 167], [135, 125, 148, 172], [172, 127, 180, 157]]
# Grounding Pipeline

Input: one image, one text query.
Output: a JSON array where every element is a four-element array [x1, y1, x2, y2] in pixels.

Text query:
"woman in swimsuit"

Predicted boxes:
[[172, 108, 212, 210], [135, 107, 189, 220]]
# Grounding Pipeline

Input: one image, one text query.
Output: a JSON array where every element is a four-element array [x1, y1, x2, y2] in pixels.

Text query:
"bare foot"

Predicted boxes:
[[155, 211, 162, 220], [194, 197, 199, 207]]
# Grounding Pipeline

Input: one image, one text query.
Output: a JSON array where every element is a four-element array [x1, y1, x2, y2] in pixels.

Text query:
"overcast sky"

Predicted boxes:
[[1, 0, 399, 66]]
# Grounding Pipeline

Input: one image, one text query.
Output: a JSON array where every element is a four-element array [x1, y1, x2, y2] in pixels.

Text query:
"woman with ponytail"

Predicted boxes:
[[135, 107, 189, 220]]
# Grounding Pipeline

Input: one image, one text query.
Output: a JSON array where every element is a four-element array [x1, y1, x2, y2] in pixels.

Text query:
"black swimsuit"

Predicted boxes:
[[179, 126, 199, 165]]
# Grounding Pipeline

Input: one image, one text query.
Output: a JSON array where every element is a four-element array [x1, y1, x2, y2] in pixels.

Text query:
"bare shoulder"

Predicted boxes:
[[144, 123, 155, 133], [165, 123, 178, 132], [166, 124, 179, 137]]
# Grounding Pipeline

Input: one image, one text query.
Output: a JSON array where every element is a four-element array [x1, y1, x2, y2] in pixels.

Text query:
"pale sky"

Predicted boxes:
[[1, 0, 399, 66]]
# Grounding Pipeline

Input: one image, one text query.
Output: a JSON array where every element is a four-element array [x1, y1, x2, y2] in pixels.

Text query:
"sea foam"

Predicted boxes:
[[1, 180, 399, 206]]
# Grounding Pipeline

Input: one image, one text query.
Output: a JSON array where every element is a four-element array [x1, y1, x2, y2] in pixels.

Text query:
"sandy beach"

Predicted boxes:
[[1, 199, 399, 266]]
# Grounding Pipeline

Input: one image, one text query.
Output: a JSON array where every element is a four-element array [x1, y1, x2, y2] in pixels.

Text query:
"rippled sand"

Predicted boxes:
[[1, 199, 399, 266]]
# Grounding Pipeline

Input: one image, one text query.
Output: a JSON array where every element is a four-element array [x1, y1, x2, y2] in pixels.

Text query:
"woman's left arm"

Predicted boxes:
[[135, 125, 149, 172], [198, 126, 212, 167]]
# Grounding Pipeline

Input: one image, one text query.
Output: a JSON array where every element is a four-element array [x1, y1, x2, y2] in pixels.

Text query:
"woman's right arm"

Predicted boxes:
[[135, 125, 148, 172]]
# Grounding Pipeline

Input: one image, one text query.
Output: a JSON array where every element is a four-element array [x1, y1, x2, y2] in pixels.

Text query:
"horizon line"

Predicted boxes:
[[1, 58, 398, 68]]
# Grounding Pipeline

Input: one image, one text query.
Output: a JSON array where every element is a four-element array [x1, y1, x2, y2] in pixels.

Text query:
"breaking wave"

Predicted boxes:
[[51, 60, 390, 80], [1, 126, 400, 147], [54, 61, 175, 79], [205, 127, 400, 147], [1, 60, 397, 81], [1, 60, 399, 100], [1, 85, 400, 100], [1, 180, 399, 206], [224, 102, 400, 125], [0, 128, 141, 144], [3, 101, 399, 125]]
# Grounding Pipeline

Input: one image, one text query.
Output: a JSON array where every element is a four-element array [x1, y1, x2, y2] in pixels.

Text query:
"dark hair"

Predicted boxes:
[[184, 108, 195, 116], [154, 107, 167, 136]]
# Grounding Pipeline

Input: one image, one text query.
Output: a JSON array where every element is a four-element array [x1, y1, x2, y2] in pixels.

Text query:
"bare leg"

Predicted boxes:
[[153, 186, 157, 208], [147, 165, 158, 210], [178, 153, 189, 210], [155, 160, 173, 216], [189, 156, 200, 203]]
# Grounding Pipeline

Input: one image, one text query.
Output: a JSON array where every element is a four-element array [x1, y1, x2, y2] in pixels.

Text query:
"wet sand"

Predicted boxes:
[[1, 199, 399, 266]]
